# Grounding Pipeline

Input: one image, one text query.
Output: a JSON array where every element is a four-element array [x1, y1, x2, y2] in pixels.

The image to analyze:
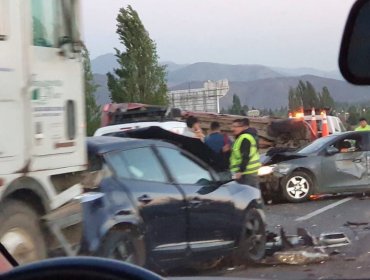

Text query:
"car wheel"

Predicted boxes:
[[0, 199, 47, 264], [238, 208, 266, 263], [282, 171, 314, 203], [96, 230, 145, 266]]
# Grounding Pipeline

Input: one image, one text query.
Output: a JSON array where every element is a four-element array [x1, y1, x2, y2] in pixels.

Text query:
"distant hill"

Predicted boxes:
[[171, 75, 370, 109], [91, 53, 118, 75], [166, 62, 283, 86], [91, 53, 344, 84], [91, 54, 370, 109], [272, 67, 343, 81], [91, 53, 188, 76]]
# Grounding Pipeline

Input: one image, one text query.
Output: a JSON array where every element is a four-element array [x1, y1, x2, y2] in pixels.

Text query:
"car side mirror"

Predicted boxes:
[[326, 146, 339, 156], [339, 0, 370, 84]]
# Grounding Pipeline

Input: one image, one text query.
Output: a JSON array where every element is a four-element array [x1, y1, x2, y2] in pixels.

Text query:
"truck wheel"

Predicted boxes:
[[238, 208, 266, 263], [0, 199, 47, 264], [282, 171, 313, 203], [96, 230, 145, 266]]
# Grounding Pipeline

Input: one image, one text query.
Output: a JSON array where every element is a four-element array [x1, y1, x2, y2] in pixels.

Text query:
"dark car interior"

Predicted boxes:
[[331, 135, 363, 153]]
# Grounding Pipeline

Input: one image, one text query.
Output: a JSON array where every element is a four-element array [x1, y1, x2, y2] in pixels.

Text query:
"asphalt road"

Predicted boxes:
[[219, 195, 370, 279]]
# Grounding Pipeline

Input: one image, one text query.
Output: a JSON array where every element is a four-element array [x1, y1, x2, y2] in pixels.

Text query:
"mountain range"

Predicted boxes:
[[91, 53, 370, 109]]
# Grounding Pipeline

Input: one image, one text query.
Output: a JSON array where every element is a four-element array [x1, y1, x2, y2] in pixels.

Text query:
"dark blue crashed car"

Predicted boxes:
[[80, 136, 265, 271]]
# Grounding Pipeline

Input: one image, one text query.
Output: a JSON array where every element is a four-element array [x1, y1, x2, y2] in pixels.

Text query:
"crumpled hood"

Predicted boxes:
[[262, 148, 308, 165]]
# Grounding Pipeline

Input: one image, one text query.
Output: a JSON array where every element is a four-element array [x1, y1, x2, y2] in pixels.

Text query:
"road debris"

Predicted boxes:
[[273, 250, 329, 265], [319, 233, 350, 247], [344, 221, 369, 227], [297, 227, 318, 246], [329, 250, 340, 256], [265, 227, 351, 265]]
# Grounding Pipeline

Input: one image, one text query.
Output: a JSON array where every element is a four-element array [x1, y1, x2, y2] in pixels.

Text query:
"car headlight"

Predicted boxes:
[[276, 164, 292, 174], [258, 165, 276, 176]]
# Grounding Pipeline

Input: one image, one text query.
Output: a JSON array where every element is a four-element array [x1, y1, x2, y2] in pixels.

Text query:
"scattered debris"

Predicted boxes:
[[281, 228, 294, 249], [329, 250, 340, 256], [273, 250, 329, 265], [265, 227, 351, 265], [297, 227, 317, 246], [344, 221, 369, 227], [319, 233, 350, 247]]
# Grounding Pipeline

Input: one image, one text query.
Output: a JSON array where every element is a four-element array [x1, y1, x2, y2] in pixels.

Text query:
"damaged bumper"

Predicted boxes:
[[259, 172, 284, 199]]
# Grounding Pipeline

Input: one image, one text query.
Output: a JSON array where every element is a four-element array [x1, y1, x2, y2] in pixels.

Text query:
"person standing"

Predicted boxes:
[[230, 118, 261, 188], [205, 121, 231, 169], [355, 118, 370, 131], [183, 116, 205, 141]]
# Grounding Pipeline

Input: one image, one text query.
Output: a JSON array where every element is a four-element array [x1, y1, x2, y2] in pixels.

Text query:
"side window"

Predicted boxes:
[[108, 148, 168, 183], [66, 100, 76, 140], [333, 135, 364, 153], [0, 0, 9, 41], [158, 147, 212, 185], [105, 150, 131, 179]]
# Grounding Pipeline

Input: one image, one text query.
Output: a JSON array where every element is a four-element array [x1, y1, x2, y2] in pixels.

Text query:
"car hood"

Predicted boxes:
[[262, 149, 308, 165]]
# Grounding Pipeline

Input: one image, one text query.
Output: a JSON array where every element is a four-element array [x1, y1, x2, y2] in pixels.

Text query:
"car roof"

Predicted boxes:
[[87, 136, 176, 154], [94, 121, 186, 136], [334, 131, 369, 137]]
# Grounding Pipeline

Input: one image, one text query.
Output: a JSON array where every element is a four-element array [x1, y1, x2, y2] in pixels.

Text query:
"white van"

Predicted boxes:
[[94, 121, 188, 136]]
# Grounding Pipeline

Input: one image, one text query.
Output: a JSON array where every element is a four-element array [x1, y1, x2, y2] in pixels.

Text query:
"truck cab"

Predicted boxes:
[[0, 0, 85, 264]]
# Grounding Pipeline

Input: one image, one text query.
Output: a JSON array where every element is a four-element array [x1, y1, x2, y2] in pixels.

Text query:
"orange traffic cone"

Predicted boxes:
[[310, 108, 318, 137], [321, 111, 329, 137], [288, 112, 293, 118]]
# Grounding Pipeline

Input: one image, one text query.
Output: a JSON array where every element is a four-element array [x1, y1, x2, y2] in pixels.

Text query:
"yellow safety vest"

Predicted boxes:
[[230, 133, 261, 175], [355, 125, 370, 131]]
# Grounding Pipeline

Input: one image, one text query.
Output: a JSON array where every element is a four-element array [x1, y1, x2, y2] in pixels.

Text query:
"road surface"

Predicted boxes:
[[216, 195, 370, 279]]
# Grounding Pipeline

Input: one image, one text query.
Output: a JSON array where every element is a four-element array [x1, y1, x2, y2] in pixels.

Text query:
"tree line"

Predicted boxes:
[[288, 81, 334, 111]]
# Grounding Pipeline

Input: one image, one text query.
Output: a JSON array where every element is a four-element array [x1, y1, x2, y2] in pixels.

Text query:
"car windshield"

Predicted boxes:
[[297, 135, 337, 154], [7, 0, 370, 280]]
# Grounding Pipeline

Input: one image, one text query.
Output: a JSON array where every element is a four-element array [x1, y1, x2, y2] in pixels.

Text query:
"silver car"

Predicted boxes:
[[259, 131, 370, 202]]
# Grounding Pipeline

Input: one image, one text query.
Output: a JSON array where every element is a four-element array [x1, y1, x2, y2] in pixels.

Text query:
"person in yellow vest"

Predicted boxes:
[[230, 118, 261, 188], [355, 118, 370, 131]]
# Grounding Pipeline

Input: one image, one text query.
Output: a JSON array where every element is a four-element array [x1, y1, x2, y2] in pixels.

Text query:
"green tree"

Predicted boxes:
[[107, 5, 168, 105], [347, 105, 360, 126], [242, 105, 249, 114], [83, 46, 100, 136], [319, 86, 335, 108], [303, 81, 320, 109], [229, 94, 242, 114], [288, 87, 302, 111]]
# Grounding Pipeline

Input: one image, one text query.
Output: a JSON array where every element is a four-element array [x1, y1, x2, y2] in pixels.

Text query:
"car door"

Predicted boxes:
[[155, 146, 236, 254], [321, 133, 369, 190], [104, 146, 187, 261]]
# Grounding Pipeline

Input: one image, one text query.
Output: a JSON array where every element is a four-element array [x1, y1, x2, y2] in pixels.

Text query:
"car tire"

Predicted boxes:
[[282, 171, 314, 203], [238, 208, 266, 263], [0, 199, 47, 264], [96, 229, 146, 266]]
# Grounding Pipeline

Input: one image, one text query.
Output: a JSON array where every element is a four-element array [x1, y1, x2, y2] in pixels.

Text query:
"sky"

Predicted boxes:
[[81, 0, 355, 71]]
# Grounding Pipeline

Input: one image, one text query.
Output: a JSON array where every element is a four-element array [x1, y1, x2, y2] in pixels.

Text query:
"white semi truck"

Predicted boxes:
[[0, 0, 86, 263]]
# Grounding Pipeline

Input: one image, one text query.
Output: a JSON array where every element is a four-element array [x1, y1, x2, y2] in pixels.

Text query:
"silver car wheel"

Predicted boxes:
[[286, 176, 310, 199]]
